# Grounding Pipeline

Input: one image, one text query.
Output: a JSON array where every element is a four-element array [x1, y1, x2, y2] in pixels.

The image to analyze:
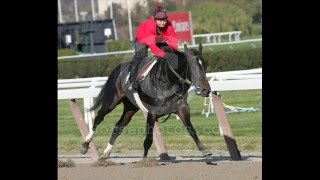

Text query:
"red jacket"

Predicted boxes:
[[136, 17, 178, 58]]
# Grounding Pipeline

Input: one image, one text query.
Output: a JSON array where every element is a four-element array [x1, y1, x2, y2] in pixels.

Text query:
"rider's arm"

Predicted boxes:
[[141, 28, 166, 58], [149, 45, 165, 58], [164, 25, 178, 51]]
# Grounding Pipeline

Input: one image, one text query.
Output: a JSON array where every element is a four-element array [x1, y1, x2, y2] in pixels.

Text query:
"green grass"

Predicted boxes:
[[58, 90, 262, 154]]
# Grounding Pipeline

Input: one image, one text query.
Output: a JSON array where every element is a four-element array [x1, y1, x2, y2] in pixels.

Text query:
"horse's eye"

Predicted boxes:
[[198, 60, 202, 66]]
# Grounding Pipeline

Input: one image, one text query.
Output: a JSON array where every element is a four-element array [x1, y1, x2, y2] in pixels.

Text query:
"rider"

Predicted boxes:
[[128, 4, 179, 91]]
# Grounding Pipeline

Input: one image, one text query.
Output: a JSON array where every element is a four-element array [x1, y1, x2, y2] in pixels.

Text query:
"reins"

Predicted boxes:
[[166, 59, 192, 85], [158, 56, 195, 123]]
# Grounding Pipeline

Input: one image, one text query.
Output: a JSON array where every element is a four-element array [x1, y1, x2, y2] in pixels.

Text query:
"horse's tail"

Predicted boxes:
[[87, 80, 108, 112], [86, 64, 123, 112]]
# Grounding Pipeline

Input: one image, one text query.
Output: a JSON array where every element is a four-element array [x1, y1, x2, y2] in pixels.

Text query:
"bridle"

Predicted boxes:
[[166, 55, 202, 97], [157, 55, 203, 123]]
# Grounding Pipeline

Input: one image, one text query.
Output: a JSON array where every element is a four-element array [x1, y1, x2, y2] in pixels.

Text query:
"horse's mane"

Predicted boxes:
[[160, 45, 201, 60], [157, 44, 184, 57]]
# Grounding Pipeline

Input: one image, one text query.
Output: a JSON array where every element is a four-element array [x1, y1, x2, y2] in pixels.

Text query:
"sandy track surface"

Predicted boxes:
[[58, 150, 261, 180]]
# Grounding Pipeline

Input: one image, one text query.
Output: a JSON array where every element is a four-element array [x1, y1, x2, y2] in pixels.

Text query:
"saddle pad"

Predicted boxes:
[[136, 57, 158, 81]]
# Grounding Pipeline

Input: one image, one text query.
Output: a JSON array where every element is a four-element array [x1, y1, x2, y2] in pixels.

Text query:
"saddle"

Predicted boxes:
[[136, 56, 160, 81]]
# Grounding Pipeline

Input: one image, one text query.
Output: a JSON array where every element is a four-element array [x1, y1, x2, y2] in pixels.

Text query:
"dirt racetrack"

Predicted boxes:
[[58, 150, 261, 180]]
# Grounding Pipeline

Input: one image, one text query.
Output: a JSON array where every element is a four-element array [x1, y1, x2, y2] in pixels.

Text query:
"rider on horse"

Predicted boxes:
[[129, 4, 179, 91]]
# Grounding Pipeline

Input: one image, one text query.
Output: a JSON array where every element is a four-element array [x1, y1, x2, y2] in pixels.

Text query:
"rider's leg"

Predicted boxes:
[[129, 59, 141, 90], [129, 39, 148, 90]]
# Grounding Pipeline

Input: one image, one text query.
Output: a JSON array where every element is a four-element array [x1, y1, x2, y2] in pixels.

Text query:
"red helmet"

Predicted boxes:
[[153, 4, 168, 20]]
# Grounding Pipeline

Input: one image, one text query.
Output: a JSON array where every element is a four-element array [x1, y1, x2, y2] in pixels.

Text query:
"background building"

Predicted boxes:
[[97, 0, 149, 17]]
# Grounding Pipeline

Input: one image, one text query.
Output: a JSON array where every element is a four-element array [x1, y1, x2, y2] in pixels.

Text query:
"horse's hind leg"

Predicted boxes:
[[143, 113, 156, 158], [81, 94, 122, 154], [176, 104, 212, 157], [102, 99, 139, 158]]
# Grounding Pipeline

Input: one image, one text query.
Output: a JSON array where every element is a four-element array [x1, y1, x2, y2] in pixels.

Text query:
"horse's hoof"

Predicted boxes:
[[159, 153, 170, 161], [100, 153, 110, 159], [99, 156, 108, 161], [80, 142, 89, 154], [80, 148, 87, 154], [202, 150, 212, 157]]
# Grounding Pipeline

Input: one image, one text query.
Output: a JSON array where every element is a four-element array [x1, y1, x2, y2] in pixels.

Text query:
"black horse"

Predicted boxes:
[[81, 43, 212, 159]]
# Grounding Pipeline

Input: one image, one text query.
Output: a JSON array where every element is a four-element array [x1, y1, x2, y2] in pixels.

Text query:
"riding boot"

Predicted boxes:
[[129, 59, 142, 91]]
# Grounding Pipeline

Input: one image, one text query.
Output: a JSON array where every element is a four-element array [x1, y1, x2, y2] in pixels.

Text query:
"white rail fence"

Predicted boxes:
[[58, 68, 261, 131], [203, 68, 262, 117], [192, 31, 241, 45]]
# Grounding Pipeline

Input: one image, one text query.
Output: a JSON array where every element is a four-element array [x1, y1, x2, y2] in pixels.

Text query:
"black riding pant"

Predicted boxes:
[[129, 39, 148, 81]]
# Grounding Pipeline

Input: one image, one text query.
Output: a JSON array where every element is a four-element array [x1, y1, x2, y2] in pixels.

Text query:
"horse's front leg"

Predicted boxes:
[[143, 113, 156, 158], [176, 104, 212, 157]]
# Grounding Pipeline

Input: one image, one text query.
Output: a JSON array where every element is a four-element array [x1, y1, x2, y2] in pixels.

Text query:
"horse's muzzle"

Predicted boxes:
[[201, 89, 210, 97], [195, 88, 210, 97]]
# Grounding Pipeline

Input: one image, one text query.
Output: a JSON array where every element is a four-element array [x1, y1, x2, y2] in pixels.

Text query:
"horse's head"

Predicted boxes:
[[184, 43, 211, 97]]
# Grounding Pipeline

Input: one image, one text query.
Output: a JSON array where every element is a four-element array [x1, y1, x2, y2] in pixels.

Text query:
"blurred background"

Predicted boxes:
[[58, 0, 261, 54]]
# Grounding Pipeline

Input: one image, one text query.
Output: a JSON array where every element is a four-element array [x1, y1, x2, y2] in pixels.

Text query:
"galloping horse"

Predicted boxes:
[[81, 43, 212, 159]]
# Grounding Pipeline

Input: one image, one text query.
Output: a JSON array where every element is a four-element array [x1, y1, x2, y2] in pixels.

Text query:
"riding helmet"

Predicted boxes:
[[153, 4, 168, 20]]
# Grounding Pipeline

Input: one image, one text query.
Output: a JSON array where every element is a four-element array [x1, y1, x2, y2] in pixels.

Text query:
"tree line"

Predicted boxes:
[[59, 0, 262, 40]]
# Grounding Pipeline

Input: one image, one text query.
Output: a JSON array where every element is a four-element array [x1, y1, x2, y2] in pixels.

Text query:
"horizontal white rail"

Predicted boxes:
[[58, 69, 261, 126], [58, 68, 261, 90], [199, 39, 261, 47], [206, 68, 261, 77], [58, 82, 106, 89], [192, 31, 242, 44], [210, 74, 262, 80], [58, 89, 101, 99], [58, 77, 108, 90], [58, 77, 107, 83], [58, 79, 261, 100], [209, 79, 261, 91], [58, 68, 262, 100]]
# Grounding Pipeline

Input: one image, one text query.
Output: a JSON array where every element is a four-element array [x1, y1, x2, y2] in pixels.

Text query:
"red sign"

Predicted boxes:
[[168, 12, 192, 43]]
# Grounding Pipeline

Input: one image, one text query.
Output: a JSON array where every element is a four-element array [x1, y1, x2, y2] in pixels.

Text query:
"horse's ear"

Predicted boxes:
[[184, 44, 192, 56], [184, 44, 191, 53], [199, 43, 203, 54], [184, 44, 188, 51]]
